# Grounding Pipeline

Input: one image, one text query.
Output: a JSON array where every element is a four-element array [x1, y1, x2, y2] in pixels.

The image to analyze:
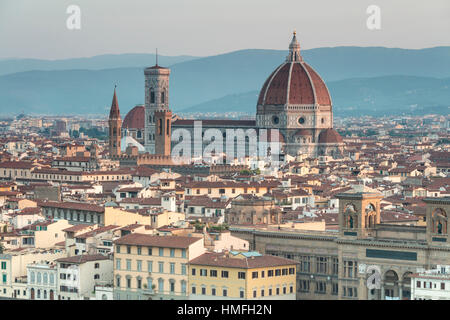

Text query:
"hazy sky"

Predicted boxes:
[[1, 0, 449, 59]]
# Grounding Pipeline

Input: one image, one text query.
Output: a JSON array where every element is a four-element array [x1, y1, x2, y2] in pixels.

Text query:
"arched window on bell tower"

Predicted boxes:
[[150, 88, 155, 104], [161, 90, 165, 104], [432, 208, 447, 234]]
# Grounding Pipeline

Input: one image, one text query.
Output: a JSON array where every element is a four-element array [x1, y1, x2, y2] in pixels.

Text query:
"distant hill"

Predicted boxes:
[[180, 76, 450, 117], [0, 46, 449, 116], [0, 53, 198, 76]]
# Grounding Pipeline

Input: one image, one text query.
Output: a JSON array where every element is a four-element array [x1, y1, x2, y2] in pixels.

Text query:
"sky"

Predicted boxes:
[[0, 0, 449, 59]]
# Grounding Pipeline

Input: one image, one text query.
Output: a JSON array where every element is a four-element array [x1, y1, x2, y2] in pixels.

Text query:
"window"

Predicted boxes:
[[137, 278, 142, 289], [211, 288, 216, 296], [170, 263, 175, 274], [252, 271, 258, 279], [268, 270, 274, 277], [127, 246, 131, 254], [416, 281, 421, 288], [191, 286, 196, 294], [261, 271, 265, 278], [240, 290, 244, 298], [223, 289, 228, 297], [210, 270, 217, 277], [158, 262, 164, 273], [201, 287, 206, 295], [147, 261, 153, 272], [238, 272, 246, 279], [316, 256, 328, 274], [275, 269, 281, 276], [181, 249, 186, 258], [221, 271, 229, 278], [126, 259, 131, 271], [441, 283, 445, 290], [116, 277, 121, 287], [181, 264, 186, 275], [137, 246, 142, 255], [253, 290, 257, 298], [315, 281, 326, 294], [159, 248, 164, 256], [1, 262, 6, 269], [343, 260, 357, 278], [170, 249, 175, 257], [158, 279, 164, 293], [331, 258, 339, 275], [289, 267, 295, 275], [170, 281, 175, 293], [137, 260, 142, 272], [94, 274, 100, 280], [200, 269, 207, 276], [300, 256, 311, 273], [94, 263, 100, 269], [150, 89, 155, 104], [192, 268, 196, 276], [261, 289, 265, 297], [126, 278, 131, 289], [299, 280, 310, 292], [148, 248, 153, 255], [332, 283, 339, 295]]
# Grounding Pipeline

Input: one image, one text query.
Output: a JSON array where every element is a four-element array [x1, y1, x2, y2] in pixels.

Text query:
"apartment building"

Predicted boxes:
[[113, 233, 205, 300], [0, 248, 66, 299], [411, 265, 450, 300], [27, 261, 58, 300], [188, 251, 297, 300], [55, 254, 113, 300]]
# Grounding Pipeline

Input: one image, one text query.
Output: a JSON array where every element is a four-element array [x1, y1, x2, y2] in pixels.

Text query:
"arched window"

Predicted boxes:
[[167, 119, 170, 136], [433, 208, 447, 234], [102, 294, 108, 300], [43, 273, 48, 284], [150, 88, 155, 104], [158, 119, 163, 135], [161, 91, 165, 104]]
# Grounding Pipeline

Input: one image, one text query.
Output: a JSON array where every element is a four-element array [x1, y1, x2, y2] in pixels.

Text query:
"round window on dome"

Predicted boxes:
[[298, 117, 305, 125], [272, 116, 279, 125]]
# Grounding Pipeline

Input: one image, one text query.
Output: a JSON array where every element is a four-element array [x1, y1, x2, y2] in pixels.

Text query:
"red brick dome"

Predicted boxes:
[[294, 129, 313, 136], [123, 105, 145, 129], [257, 33, 331, 107], [318, 129, 344, 144]]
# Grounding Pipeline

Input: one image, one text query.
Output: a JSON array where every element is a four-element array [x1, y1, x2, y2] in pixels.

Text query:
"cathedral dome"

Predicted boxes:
[[257, 32, 331, 107], [294, 129, 313, 136], [123, 105, 145, 129], [318, 128, 344, 144]]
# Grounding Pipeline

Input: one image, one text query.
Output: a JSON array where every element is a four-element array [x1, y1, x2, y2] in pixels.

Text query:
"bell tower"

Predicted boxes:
[[336, 186, 383, 238], [154, 109, 172, 156], [144, 52, 171, 154], [108, 87, 121, 157]]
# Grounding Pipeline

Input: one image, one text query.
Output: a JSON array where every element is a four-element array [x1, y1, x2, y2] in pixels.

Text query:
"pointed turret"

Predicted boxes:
[[108, 86, 122, 157], [109, 87, 121, 119]]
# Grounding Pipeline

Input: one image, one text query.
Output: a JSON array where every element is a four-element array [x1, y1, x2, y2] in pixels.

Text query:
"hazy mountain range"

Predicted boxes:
[[0, 47, 449, 117]]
